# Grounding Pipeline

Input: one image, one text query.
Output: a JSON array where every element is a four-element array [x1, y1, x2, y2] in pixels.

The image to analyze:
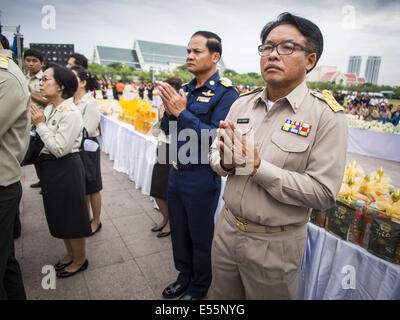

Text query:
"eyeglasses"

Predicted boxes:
[[258, 41, 310, 56], [39, 77, 54, 83]]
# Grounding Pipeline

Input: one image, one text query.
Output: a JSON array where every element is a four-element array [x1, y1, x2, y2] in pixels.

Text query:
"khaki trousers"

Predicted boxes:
[[210, 207, 307, 300]]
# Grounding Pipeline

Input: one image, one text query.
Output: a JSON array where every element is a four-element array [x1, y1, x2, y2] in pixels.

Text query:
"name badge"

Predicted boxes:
[[237, 118, 250, 124]]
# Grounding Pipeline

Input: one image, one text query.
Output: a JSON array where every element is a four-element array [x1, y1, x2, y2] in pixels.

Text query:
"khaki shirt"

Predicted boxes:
[[209, 81, 348, 226], [36, 99, 83, 158], [75, 92, 100, 137], [358, 107, 369, 119], [0, 49, 31, 187], [26, 69, 47, 108]]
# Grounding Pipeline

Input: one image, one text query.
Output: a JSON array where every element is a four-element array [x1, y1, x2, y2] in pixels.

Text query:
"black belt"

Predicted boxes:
[[39, 153, 57, 160], [39, 152, 79, 161]]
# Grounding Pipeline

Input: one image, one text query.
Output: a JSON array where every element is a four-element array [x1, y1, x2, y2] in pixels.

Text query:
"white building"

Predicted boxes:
[[306, 65, 366, 86], [93, 39, 226, 74]]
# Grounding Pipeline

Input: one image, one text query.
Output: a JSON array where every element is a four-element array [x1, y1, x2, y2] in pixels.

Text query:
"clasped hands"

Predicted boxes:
[[158, 82, 187, 118], [217, 120, 261, 176], [30, 104, 46, 127]]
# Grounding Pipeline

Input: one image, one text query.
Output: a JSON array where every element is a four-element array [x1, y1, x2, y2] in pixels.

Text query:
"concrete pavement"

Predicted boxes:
[[15, 151, 399, 299]]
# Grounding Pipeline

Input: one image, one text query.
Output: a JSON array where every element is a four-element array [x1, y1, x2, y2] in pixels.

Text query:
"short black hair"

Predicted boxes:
[[45, 63, 78, 99], [260, 12, 323, 73], [191, 30, 222, 57], [71, 65, 98, 92], [164, 76, 183, 91], [24, 49, 44, 62], [0, 34, 10, 49], [69, 53, 88, 69]]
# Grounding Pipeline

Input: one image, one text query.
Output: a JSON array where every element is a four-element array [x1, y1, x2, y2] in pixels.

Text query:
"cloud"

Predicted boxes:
[[1, 0, 399, 85]]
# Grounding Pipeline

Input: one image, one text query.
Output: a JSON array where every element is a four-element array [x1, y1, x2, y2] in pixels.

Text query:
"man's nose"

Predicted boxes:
[[267, 47, 280, 61]]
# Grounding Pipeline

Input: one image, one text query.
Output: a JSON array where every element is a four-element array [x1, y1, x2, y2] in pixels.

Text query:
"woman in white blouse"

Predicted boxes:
[[71, 65, 103, 236], [30, 64, 91, 278]]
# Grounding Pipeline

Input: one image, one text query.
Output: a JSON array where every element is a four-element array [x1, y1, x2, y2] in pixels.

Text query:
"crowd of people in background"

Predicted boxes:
[[98, 79, 156, 101], [340, 91, 400, 126]]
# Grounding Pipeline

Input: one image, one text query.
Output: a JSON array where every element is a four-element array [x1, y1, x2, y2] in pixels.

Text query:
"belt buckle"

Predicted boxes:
[[172, 161, 179, 170], [235, 219, 247, 232]]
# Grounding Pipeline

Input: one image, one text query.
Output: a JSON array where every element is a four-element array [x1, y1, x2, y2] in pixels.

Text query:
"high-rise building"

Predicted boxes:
[[347, 56, 362, 76], [364, 56, 381, 84], [30, 43, 74, 66]]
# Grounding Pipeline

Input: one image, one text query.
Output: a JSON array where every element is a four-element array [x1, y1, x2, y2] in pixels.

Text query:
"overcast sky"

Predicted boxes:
[[2, 0, 399, 85]]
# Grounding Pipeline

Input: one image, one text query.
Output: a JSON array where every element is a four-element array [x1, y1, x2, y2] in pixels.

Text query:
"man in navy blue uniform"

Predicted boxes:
[[159, 31, 238, 300]]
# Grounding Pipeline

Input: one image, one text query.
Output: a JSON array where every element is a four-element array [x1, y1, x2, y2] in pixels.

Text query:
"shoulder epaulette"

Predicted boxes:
[[239, 87, 263, 97], [0, 54, 9, 70], [312, 89, 344, 112], [181, 82, 189, 87], [65, 104, 75, 111], [220, 79, 232, 87]]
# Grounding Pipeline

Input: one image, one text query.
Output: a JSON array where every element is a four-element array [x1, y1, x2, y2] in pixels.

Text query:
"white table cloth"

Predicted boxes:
[[100, 115, 400, 300], [99, 115, 157, 195], [348, 127, 400, 162]]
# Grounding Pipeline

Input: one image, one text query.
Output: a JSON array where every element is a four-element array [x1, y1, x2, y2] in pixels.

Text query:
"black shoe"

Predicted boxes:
[[162, 282, 188, 299], [157, 231, 171, 238], [151, 223, 166, 232], [54, 260, 73, 272], [88, 222, 102, 237], [179, 293, 202, 300], [56, 260, 88, 278], [30, 181, 41, 188]]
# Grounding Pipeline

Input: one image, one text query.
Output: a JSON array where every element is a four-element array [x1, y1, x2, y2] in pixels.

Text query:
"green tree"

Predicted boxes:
[[88, 63, 105, 78]]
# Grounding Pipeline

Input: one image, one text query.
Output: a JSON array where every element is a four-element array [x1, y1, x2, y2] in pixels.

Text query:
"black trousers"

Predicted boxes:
[[0, 182, 26, 300]]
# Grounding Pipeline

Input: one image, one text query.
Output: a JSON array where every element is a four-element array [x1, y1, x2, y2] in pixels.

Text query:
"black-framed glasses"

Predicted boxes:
[[257, 41, 310, 56], [39, 76, 54, 83]]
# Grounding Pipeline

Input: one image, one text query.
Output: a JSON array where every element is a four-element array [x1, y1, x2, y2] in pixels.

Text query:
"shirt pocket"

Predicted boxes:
[[190, 102, 211, 123], [270, 131, 310, 172], [235, 122, 252, 136]]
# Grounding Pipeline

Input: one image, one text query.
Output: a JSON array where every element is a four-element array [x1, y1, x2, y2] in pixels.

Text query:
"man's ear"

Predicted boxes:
[[212, 52, 221, 64], [306, 52, 317, 72]]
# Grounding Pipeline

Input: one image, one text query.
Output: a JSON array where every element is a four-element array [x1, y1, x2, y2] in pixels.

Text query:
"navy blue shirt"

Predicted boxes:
[[161, 71, 238, 165]]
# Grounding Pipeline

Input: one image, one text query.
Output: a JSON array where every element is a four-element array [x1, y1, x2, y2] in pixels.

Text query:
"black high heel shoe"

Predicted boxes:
[[54, 260, 73, 271], [151, 223, 167, 232], [56, 260, 89, 278]]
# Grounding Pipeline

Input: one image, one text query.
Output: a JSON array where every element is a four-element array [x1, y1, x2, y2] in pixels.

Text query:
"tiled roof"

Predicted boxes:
[[322, 71, 337, 80], [344, 73, 357, 82]]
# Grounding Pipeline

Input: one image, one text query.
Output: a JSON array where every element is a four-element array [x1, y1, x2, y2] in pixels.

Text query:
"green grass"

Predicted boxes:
[[389, 99, 400, 110]]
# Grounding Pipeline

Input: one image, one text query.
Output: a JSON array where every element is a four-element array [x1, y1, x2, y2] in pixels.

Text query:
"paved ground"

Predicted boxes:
[[16, 151, 399, 300]]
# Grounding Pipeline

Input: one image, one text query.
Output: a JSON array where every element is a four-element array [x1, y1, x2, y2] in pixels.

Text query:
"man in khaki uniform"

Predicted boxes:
[[209, 13, 348, 299], [24, 49, 48, 191], [24, 49, 48, 109], [0, 36, 29, 300]]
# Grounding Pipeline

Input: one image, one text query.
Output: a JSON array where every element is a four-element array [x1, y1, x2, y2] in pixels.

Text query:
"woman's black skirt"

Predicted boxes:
[[150, 142, 171, 201], [37, 152, 92, 239], [79, 137, 103, 195]]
